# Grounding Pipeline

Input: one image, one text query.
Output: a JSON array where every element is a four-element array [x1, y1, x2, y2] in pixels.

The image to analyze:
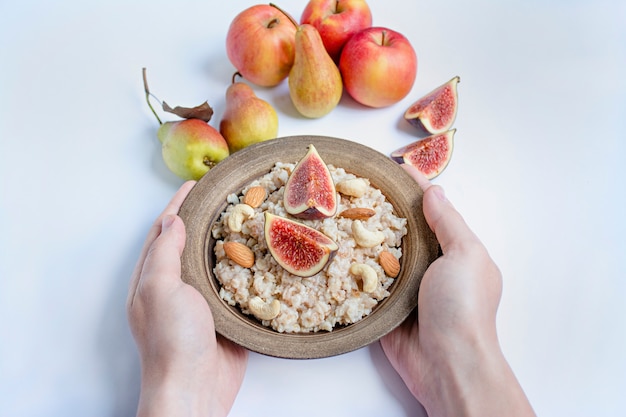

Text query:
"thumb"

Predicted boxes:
[[399, 163, 477, 252], [422, 184, 478, 254], [140, 214, 187, 286]]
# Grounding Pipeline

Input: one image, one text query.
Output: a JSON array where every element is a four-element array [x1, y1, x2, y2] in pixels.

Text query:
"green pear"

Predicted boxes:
[[288, 23, 343, 118], [157, 119, 230, 180], [219, 74, 279, 153], [142, 68, 229, 181]]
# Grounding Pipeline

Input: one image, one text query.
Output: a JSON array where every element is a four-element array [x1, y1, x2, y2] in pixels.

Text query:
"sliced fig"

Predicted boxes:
[[283, 144, 337, 220], [404, 76, 460, 134], [391, 129, 455, 179], [264, 212, 338, 277]]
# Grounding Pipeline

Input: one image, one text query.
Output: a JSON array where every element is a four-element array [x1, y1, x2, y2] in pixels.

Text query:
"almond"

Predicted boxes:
[[243, 186, 267, 208], [338, 207, 376, 220], [379, 250, 400, 278], [223, 241, 255, 268]]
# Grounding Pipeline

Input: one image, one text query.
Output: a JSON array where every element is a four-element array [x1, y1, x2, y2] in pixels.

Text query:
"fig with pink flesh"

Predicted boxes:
[[284, 144, 337, 220], [391, 129, 456, 179], [264, 212, 338, 277], [404, 76, 460, 134]]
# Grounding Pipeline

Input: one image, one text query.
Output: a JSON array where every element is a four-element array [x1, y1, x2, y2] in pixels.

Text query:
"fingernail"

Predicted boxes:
[[162, 214, 176, 230]]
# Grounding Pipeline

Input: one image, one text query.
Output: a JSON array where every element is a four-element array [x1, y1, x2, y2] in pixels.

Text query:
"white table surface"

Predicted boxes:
[[1, 0, 625, 416]]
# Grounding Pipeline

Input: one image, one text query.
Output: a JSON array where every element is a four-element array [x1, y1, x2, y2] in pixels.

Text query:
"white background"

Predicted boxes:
[[1, 0, 625, 416]]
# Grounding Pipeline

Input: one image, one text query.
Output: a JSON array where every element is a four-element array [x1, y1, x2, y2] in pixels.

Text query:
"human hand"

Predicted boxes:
[[127, 181, 248, 417], [381, 165, 535, 417]]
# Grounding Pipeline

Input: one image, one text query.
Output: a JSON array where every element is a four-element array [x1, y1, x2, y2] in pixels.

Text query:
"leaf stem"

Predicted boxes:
[[142, 67, 163, 125]]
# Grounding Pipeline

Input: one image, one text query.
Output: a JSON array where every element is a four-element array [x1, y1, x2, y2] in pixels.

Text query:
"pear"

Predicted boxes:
[[157, 119, 230, 180], [288, 24, 343, 118], [219, 73, 279, 153], [143, 68, 229, 181]]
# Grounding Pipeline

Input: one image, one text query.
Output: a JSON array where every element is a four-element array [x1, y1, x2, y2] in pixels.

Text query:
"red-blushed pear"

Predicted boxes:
[[339, 27, 417, 108], [300, 0, 372, 62], [226, 4, 297, 87], [142, 68, 229, 181], [219, 72, 279, 153]]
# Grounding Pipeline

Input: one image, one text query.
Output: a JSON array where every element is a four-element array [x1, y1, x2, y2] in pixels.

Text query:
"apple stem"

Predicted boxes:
[[142, 67, 163, 125], [269, 3, 299, 29]]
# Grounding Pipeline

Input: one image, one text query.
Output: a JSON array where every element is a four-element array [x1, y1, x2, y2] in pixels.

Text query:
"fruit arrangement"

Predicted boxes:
[[391, 76, 460, 179], [143, 0, 460, 181]]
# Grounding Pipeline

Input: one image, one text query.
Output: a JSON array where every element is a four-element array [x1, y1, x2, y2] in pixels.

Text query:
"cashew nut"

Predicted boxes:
[[352, 220, 385, 248], [227, 203, 255, 232], [336, 178, 368, 198], [350, 263, 378, 293], [248, 296, 281, 321]]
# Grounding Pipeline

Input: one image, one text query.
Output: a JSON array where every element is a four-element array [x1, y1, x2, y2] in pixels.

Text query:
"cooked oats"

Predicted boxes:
[[211, 162, 407, 333]]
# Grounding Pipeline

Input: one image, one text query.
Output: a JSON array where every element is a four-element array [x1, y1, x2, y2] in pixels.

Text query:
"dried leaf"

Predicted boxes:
[[162, 101, 214, 122]]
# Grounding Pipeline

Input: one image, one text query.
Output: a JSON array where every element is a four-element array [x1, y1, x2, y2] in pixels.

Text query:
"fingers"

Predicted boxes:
[[138, 214, 187, 291], [128, 181, 196, 308], [401, 164, 478, 254]]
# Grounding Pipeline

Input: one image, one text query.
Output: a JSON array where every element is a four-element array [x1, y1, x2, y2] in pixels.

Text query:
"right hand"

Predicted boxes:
[[381, 165, 535, 417], [128, 181, 248, 417]]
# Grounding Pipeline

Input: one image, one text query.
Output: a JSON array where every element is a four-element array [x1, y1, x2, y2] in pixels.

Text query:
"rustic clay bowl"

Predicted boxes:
[[178, 135, 439, 359]]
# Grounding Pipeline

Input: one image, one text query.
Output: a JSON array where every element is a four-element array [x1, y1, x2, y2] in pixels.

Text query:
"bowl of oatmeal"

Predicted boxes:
[[179, 135, 439, 359]]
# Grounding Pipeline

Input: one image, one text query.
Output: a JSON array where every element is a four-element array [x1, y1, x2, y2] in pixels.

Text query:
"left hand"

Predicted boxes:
[[127, 181, 248, 417]]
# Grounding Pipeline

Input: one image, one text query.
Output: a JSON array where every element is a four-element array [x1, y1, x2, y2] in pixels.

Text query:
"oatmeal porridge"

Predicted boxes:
[[211, 161, 407, 333]]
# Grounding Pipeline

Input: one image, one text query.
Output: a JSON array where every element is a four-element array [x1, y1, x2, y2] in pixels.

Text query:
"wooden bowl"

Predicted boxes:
[[179, 135, 439, 359]]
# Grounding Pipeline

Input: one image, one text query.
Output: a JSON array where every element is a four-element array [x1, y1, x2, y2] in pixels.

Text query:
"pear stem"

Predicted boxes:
[[142, 67, 163, 125], [232, 71, 242, 84], [269, 3, 299, 29]]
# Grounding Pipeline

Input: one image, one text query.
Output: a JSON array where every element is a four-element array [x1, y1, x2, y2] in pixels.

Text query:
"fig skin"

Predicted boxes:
[[264, 212, 338, 277], [284, 144, 337, 220], [391, 129, 456, 180], [404, 76, 460, 135]]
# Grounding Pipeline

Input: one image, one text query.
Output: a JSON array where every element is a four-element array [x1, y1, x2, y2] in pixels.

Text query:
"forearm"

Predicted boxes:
[[419, 339, 536, 417]]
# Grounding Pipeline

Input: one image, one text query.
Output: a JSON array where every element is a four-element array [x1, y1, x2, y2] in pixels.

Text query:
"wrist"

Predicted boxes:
[[419, 334, 535, 417], [137, 369, 217, 417]]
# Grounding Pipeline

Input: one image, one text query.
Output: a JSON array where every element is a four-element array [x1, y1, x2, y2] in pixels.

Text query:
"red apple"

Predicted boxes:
[[300, 0, 372, 62], [339, 27, 417, 108], [226, 4, 297, 87]]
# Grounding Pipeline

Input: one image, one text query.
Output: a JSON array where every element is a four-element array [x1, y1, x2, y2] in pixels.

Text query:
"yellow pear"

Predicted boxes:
[[288, 24, 343, 118], [219, 74, 279, 152]]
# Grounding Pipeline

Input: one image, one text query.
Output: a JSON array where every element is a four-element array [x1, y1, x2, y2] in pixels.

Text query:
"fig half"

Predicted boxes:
[[404, 76, 460, 134], [391, 129, 455, 179], [284, 144, 337, 220], [264, 212, 338, 277]]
